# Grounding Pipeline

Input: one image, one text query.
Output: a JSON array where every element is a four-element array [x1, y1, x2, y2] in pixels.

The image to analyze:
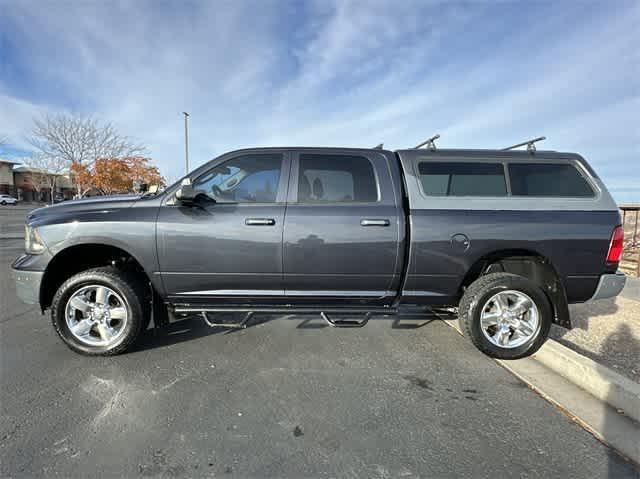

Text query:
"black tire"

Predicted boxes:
[[1, 201, 6, 205], [51, 267, 148, 356], [458, 272, 552, 360]]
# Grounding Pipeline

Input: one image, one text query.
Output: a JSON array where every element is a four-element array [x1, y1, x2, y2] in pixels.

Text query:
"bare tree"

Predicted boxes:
[[24, 167, 47, 203], [28, 114, 145, 195], [29, 153, 71, 205]]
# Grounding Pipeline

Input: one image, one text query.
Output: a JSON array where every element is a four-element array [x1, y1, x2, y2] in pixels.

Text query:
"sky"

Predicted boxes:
[[0, 0, 638, 202]]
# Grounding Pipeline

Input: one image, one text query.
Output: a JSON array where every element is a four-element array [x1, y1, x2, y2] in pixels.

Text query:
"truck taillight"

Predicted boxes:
[[606, 225, 624, 264]]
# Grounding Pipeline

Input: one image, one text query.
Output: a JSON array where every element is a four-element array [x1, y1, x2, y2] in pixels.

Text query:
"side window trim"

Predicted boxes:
[[502, 162, 512, 196], [572, 159, 601, 198], [288, 153, 301, 203], [288, 151, 382, 205]]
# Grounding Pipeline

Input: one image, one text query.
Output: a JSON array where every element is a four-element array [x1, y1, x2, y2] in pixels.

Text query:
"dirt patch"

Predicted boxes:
[[551, 294, 640, 383]]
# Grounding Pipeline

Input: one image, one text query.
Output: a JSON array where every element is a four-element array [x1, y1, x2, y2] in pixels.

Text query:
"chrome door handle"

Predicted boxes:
[[360, 219, 390, 227], [245, 218, 276, 226]]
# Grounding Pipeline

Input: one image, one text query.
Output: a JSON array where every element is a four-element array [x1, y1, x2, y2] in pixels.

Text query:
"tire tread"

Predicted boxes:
[[51, 267, 147, 356], [458, 272, 551, 359]]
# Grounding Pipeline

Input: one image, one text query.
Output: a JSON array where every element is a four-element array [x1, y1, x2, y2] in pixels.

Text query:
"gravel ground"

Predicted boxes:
[[620, 209, 639, 276], [552, 291, 640, 383]]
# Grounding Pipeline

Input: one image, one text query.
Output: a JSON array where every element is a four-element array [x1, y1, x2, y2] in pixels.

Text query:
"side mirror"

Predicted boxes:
[[175, 178, 197, 203]]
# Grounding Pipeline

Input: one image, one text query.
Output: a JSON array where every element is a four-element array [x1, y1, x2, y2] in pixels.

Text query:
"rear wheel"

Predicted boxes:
[[1, 201, 6, 205], [458, 273, 552, 359], [51, 267, 148, 355]]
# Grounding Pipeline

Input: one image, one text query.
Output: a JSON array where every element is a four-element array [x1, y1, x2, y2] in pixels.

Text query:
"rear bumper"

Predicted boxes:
[[11, 268, 43, 305], [588, 272, 626, 301]]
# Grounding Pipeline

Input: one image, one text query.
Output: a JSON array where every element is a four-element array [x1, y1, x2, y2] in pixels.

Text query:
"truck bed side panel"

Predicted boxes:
[[395, 149, 620, 304], [405, 209, 618, 303]]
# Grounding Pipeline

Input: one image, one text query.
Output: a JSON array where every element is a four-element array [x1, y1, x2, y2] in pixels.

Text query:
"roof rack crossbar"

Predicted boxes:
[[502, 136, 546, 153], [414, 134, 440, 151]]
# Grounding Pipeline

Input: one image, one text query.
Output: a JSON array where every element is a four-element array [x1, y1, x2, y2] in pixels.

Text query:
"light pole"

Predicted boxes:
[[182, 112, 190, 174]]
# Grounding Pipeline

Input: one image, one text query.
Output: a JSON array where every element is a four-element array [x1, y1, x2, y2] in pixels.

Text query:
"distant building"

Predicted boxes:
[[13, 165, 74, 202], [0, 158, 19, 196]]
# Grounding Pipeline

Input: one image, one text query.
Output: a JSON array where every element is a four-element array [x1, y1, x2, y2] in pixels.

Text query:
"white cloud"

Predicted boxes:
[[0, 0, 638, 199], [0, 94, 57, 149]]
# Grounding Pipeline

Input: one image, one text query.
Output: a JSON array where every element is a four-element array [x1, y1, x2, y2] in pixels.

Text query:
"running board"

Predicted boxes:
[[171, 306, 395, 329]]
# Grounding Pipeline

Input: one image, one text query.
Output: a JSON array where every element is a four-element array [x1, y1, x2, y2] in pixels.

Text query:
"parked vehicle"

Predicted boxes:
[[0, 194, 18, 205], [12, 146, 625, 357]]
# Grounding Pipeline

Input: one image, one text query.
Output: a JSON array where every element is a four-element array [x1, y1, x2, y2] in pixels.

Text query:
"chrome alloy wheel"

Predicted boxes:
[[480, 290, 540, 349], [65, 285, 128, 347]]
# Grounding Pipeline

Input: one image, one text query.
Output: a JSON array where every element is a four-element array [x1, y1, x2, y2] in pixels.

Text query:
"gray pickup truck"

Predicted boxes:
[[12, 146, 626, 358]]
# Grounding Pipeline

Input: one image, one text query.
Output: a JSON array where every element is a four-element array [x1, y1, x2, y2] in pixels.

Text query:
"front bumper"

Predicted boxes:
[[11, 268, 44, 305], [588, 272, 626, 301]]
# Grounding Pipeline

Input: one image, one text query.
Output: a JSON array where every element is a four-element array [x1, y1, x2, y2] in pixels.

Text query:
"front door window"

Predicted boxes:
[[193, 154, 282, 203]]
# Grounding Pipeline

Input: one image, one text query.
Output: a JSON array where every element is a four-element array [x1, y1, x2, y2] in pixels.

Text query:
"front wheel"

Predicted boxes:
[[1, 201, 6, 205], [458, 273, 552, 360], [51, 267, 148, 355]]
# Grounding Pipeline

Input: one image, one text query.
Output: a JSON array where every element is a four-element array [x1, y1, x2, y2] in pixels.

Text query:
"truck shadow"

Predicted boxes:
[[132, 308, 449, 352], [550, 298, 621, 368], [552, 298, 618, 339], [132, 314, 274, 352], [131, 306, 640, 474], [568, 298, 619, 327]]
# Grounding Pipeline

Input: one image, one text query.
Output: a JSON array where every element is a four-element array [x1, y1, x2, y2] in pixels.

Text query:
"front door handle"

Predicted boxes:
[[245, 218, 276, 226], [360, 218, 390, 227]]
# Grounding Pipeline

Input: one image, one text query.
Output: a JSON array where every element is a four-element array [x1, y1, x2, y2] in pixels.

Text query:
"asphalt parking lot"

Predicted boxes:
[[1, 207, 638, 478]]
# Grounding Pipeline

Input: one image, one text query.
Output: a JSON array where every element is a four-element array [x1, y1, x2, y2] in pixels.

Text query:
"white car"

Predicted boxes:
[[0, 194, 18, 205]]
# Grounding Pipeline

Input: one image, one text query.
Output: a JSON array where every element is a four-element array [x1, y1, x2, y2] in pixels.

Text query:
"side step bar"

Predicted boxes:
[[200, 311, 253, 329], [172, 306, 396, 329], [320, 311, 370, 328]]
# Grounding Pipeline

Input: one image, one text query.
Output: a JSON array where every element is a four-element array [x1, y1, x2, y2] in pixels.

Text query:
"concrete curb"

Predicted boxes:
[[498, 350, 640, 466], [532, 339, 640, 423], [445, 320, 640, 423], [444, 319, 640, 464]]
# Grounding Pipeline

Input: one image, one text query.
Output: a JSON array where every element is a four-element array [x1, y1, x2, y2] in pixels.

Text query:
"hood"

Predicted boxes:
[[27, 194, 141, 222]]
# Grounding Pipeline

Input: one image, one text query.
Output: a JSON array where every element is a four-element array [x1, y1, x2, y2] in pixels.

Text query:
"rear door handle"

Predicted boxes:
[[245, 218, 276, 226], [360, 219, 390, 227]]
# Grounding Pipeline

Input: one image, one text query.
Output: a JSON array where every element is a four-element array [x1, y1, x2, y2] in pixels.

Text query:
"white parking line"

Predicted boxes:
[[0, 244, 25, 250]]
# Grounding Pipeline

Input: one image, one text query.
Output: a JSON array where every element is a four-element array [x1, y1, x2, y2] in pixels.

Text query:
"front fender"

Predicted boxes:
[[34, 205, 160, 278]]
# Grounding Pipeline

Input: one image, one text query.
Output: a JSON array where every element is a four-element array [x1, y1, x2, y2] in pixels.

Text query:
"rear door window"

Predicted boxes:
[[417, 162, 507, 196], [297, 154, 378, 203], [508, 163, 594, 197]]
